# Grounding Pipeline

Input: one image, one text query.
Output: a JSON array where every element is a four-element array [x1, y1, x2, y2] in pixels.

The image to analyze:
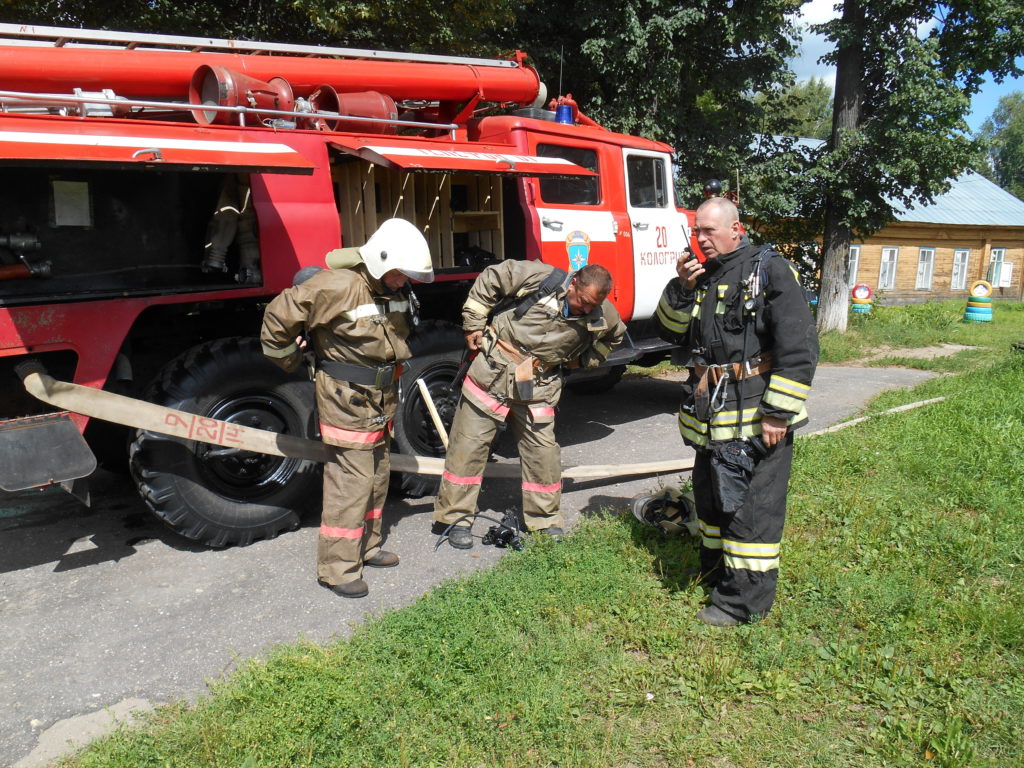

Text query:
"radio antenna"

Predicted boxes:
[[558, 45, 564, 96]]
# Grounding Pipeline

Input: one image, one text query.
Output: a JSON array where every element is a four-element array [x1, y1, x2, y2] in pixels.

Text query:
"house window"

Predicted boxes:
[[951, 249, 970, 290], [915, 247, 935, 290], [989, 247, 1009, 286], [879, 247, 899, 290], [846, 245, 860, 287]]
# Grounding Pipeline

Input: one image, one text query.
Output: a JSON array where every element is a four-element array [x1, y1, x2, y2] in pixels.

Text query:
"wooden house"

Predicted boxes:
[[844, 171, 1024, 303]]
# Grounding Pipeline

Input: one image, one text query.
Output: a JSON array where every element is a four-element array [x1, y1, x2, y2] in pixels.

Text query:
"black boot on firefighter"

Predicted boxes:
[[696, 604, 741, 627], [448, 525, 473, 550], [365, 550, 400, 568]]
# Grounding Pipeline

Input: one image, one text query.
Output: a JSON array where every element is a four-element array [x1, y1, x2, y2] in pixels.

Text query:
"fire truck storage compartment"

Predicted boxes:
[[0, 349, 77, 420], [331, 156, 520, 272], [0, 166, 251, 304]]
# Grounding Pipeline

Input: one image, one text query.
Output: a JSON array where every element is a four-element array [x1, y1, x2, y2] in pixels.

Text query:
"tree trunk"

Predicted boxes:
[[817, 0, 865, 334]]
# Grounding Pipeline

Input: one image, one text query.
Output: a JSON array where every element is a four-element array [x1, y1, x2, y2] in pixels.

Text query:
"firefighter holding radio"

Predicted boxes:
[[656, 198, 818, 626]]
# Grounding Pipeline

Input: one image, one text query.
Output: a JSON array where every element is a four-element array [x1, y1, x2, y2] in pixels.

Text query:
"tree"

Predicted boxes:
[[0, 0, 521, 52], [747, 1, 1024, 333], [0, 0, 325, 42], [501, 0, 802, 200], [979, 91, 1024, 200], [755, 77, 834, 140]]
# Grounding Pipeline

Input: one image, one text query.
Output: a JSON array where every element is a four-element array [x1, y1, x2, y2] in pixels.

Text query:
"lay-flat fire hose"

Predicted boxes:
[[18, 363, 945, 482], [17, 363, 694, 481]]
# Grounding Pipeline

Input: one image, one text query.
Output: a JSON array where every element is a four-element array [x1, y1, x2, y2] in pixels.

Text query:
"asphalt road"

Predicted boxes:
[[0, 364, 937, 767]]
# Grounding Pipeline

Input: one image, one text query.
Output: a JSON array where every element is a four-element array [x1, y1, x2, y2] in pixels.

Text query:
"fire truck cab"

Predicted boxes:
[[0, 24, 695, 546]]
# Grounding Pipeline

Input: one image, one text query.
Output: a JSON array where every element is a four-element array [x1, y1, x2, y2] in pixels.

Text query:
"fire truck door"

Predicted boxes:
[[623, 149, 690, 320]]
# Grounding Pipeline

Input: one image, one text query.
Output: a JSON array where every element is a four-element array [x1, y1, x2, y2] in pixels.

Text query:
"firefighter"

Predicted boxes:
[[433, 261, 625, 548], [260, 218, 433, 598], [656, 198, 818, 625]]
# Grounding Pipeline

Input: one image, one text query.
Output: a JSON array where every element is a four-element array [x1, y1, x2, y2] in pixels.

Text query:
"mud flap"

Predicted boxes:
[[0, 412, 97, 491]]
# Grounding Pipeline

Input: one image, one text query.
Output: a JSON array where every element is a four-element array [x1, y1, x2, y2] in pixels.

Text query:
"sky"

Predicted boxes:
[[789, 0, 1024, 134]]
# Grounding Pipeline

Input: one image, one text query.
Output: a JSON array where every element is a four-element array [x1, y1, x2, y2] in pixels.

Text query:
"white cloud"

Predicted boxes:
[[795, 0, 841, 26], [788, 0, 840, 88]]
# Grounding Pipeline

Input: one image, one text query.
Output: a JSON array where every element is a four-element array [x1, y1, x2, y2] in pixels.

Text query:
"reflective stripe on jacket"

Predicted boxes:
[[656, 244, 818, 446], [462, 260, 625, 406], [260, 265, 413, 448]]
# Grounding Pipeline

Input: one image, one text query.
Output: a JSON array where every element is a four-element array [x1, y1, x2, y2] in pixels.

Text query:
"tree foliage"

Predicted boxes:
[[500, 0, 802, 202], [744, 0, 1024, 333], [755, 77, 833, 140], [979, 91, 1024, 200], [0, 0, 521, 52], [0, 0, 324, 42]]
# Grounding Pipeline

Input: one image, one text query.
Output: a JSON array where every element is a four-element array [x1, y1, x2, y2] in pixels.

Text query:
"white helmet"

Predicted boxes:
[[327, 218, 433, 283], [631, 487, 698, 537]]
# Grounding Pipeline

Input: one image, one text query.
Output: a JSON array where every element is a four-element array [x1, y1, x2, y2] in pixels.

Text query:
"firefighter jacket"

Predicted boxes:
[[655, 243, 818, 447], [461, 260, 626, 410], [260, 264, 413, 449]]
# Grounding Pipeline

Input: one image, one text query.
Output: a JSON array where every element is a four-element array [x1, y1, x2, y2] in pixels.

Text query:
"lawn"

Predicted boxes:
[[62, 302, 1024, 768]]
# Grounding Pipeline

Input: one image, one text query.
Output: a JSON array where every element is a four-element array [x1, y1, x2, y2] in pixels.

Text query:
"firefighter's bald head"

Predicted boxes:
[[694, 198, 742, 259]]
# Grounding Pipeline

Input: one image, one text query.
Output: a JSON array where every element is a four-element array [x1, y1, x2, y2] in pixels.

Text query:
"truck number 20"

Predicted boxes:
[[655, 226, 668, 248]]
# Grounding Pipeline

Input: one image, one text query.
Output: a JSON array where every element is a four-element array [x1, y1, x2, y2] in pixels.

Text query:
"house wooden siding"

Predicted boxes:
[[847, 222, 1024, 303]]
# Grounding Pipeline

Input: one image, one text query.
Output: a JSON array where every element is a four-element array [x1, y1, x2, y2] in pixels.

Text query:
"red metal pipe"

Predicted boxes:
[[0, 46, 542, 105]]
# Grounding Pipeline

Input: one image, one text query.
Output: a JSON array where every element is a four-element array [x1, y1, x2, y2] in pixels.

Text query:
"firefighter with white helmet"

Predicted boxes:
[[260, 218, 433, 598]]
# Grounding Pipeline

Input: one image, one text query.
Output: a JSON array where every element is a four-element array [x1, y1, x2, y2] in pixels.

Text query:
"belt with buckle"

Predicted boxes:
[[319, 359, 399, 387], [693, 352, 772, 385]]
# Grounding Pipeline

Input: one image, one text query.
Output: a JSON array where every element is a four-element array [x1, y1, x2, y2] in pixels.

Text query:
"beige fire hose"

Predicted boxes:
[[17, 364, 693, 481], [18, 363, 945, 483]]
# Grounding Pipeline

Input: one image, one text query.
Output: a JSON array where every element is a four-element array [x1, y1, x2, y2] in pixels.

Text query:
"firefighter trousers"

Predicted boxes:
[[319, 442, 389, 585], [693, 434, 794, 622], [433, 396, 562, 531]]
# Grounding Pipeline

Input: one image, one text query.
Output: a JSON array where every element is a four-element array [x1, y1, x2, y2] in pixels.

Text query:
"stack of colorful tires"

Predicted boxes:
[[964, 280, 993, 323], [851, 284, 873, 314]]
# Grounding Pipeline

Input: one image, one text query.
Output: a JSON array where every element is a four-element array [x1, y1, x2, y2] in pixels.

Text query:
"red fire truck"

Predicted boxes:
[[0, 24, 697, 546]]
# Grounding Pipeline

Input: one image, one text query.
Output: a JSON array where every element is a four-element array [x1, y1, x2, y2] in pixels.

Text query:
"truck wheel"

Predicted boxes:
[[566, 365, 626, 395], [130, 337, 320, 547], [392, 321, 465, 497]]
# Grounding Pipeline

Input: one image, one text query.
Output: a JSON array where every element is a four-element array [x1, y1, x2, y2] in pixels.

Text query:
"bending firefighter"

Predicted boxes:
[[656, 198, 818, 626], [261, 218, 433, 599], [434, 261, 625, 548]]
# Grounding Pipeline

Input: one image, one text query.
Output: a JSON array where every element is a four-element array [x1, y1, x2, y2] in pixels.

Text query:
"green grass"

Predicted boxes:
[[61, 306, 1024, 768], [818, 299, 1024, 371]]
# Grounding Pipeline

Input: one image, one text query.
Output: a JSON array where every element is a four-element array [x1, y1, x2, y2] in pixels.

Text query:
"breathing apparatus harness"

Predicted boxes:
[[691, 245, 776, 452], [689, 246, 779, 512]]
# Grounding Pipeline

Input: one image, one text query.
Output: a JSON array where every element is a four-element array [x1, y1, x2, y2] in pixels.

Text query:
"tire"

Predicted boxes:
[[566, 364, 625, 395], [130, 337, 320, 547], [392, 321, 466, 497]]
